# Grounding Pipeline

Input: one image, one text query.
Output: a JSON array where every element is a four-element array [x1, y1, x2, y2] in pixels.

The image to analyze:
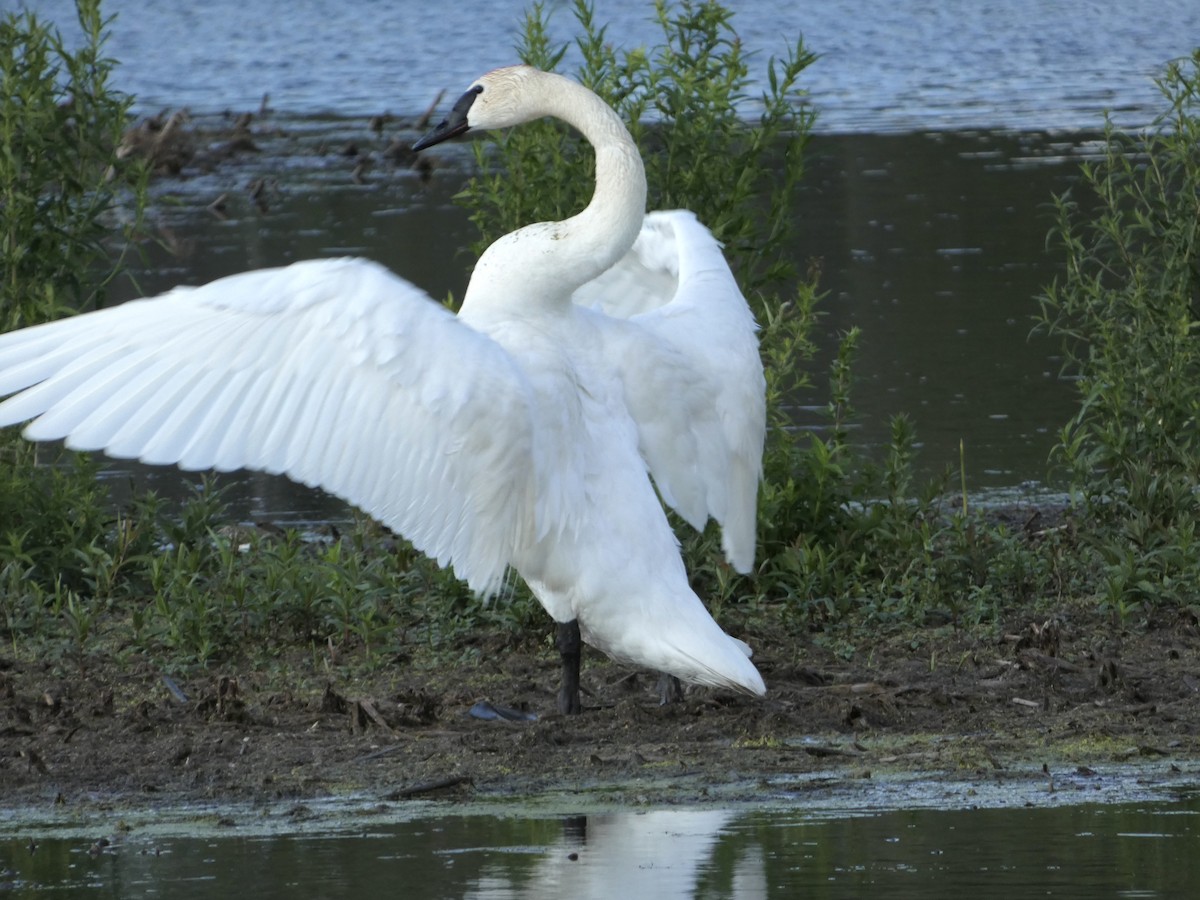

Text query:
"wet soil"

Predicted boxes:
[[3, 601, 1198, 812]]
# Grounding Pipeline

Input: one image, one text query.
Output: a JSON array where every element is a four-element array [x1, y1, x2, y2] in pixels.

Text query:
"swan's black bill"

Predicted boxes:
[[413, 84, 482, 151]]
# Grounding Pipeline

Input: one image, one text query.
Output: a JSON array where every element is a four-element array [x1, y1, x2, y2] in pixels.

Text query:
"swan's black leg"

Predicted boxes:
[[656, 673, 684, 705], [556, 619, 582, 714]]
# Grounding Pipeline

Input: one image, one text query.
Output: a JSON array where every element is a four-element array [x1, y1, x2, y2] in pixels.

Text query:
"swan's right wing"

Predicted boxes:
[[0, 258, 535, 595], [575, 211, 765, 574], [570, 212, 680, 318]]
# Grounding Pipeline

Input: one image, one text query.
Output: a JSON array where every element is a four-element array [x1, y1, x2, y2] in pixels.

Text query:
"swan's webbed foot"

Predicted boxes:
[[556, 619, 582, 715], [657, 673, 684, 705]]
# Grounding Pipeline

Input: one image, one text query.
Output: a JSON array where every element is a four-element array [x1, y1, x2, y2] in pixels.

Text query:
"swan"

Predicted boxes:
[[0, 65, 767, 711]]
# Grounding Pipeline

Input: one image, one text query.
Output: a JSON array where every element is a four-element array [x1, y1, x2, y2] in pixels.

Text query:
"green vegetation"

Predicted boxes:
[[459, 0, 812, 295], [1, 1, 1198, 682], [0, 0, 145, 329], [1037, 49, 1200, 620], [0, 0, 147, 627]]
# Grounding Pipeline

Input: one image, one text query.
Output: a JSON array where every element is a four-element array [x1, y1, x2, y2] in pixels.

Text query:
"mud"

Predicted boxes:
[[2, 602, 1198, 818]]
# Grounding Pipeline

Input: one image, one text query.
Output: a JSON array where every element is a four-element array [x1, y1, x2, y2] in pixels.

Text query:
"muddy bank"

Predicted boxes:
[[3, 763, 1195, 841], [3, 602, 1198, 815]]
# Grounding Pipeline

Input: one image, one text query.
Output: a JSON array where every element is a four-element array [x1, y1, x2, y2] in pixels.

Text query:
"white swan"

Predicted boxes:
[[0, 65, 767, 710]]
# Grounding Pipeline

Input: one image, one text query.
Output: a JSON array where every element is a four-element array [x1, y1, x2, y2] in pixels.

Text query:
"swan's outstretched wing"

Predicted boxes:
[[0, 258, 535, 595], [573, 210, 765, 573]]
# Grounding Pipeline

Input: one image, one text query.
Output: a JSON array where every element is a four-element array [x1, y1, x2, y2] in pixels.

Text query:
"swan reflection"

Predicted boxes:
[[465, 809, 766, 899]]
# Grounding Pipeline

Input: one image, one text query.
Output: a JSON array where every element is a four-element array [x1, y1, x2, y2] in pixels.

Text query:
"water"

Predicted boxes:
[[2, 789, 1197, 897], [8, 0, 1200, 518], [13, 0, 1200, 133]]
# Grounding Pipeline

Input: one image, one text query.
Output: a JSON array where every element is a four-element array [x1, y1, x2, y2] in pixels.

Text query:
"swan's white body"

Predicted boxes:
[[0, 66, 766, 697]]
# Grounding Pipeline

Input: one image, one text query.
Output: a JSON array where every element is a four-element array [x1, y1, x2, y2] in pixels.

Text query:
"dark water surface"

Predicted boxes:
[[2, 788, 1197, 897], [82, 125, 1093, 523]]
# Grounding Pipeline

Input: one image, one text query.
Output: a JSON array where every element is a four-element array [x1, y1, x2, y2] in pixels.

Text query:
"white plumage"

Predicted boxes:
[[0, 65, 766, 702]]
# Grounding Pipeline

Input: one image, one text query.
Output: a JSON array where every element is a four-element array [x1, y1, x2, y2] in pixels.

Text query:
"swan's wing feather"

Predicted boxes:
[[570, 212, 680, 317], [0, 258, 535, 594], [576, 211, 765, 573]]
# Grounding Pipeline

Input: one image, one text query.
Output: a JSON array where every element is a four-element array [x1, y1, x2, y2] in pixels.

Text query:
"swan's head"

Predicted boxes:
[[413, 65, 546, 151]]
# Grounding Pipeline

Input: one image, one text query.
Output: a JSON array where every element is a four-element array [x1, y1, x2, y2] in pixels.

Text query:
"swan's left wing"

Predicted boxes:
[[574, 211, 765, 573], [0, 258, 537, 595]]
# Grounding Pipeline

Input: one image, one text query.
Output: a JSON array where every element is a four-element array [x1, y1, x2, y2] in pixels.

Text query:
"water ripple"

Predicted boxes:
[[15, 0, 1200, 132]]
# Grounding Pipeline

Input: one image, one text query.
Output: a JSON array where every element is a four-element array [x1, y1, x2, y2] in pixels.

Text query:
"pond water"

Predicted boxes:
[[2, 787, 1197, 897]]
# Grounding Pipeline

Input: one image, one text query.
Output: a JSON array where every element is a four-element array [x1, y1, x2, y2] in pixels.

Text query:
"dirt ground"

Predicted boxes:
[[2, 601, 1198, 812]]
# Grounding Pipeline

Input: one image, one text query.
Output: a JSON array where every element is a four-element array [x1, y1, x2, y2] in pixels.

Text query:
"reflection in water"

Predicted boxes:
[[465, 811, 765, 900], [1, 793, 1197, 898]]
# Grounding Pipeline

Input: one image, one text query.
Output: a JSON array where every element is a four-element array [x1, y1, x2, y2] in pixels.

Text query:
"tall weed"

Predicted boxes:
[[459, 0, 815, 298], [0, 0, 146, 328]]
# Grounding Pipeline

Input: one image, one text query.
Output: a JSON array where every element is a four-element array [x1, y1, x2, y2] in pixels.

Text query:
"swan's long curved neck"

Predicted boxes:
[[542, 74, 647, 275], [463, 71, 647, 312]]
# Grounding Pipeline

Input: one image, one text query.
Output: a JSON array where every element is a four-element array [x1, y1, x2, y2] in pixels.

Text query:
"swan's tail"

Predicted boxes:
[[630, 610, 766, 696], [575, 579, 767, 697], [671, 634, 767, 697]]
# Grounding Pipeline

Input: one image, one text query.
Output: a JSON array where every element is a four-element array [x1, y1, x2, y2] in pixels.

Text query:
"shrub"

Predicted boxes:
[[1038, 50, 1200, 616], [458, 0, 815, 298], [0, 0, 145, 329], [0, 0, 147, 599]]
